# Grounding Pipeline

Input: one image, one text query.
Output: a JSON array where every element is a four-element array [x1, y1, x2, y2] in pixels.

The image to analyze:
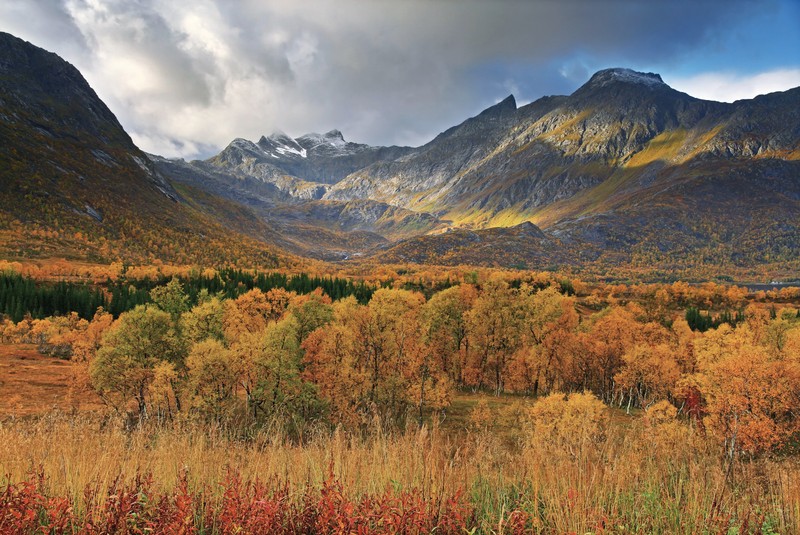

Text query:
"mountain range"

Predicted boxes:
[[2, 31, 799, 277]]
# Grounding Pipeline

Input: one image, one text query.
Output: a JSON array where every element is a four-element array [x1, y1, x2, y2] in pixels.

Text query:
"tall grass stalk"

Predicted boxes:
[[1, 413, 798, 533]]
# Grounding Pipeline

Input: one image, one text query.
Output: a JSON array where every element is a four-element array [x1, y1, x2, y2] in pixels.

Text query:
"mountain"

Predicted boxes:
[[157, 66, 800, 273], [155, 93, 539, 260], [202, 137, 328, 200], [325, 94, 532, 211], [323, 68, 800, 273], [154, 129, 425, 259], [166, 129, 415, 202], [259, 129, 414, 184], [0, 32, 292, 267], [3, 30, 797, 277], [325, 68, 731, 225]]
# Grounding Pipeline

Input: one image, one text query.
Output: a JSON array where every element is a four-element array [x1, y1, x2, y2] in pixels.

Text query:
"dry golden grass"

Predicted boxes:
[[2, 409, 800, 533], [0, 416, 475, 518], [0, 344, 102, 417]]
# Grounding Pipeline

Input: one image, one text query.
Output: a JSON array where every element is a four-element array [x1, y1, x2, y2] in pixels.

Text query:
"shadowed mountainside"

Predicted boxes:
[[0, 32, 293, 267]]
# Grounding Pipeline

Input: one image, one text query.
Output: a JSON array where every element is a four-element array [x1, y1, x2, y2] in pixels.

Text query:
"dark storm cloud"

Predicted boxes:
[[0, 0, 783, 157]]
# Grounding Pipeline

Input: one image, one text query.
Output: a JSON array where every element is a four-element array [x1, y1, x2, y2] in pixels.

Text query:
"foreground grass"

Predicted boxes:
[[2, 413, 799, 533]]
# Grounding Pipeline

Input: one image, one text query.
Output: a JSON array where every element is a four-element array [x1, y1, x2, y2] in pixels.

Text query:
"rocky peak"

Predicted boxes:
[[477, 94, 517, 118], [297, 129, 348, 150], [231, 137, 259, 150], [265, 130, 295, 144], [582, 68, 667, 90], [324, 129, 345, 141], [256, 131, 307, 158], [426, 94, 520, 146]]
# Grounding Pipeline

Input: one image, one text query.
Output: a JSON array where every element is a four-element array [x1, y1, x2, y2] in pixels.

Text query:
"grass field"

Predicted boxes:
[[0, 344, 102, 417], [3, 344, 800, 533]]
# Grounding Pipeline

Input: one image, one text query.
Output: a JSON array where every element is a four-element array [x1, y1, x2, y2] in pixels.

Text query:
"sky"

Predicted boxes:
[[1, 0, 799, 159]]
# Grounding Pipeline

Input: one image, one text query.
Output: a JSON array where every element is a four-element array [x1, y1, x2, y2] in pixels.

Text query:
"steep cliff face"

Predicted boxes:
[[324, 94, 533, 209]]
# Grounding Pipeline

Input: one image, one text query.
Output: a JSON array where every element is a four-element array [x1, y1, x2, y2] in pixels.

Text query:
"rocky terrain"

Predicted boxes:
[[163, 129, 414, 201], [327, 68, 798, 227], [325, 94, 526, 209], [2, 29, 799, 274], [367, 72, 800, 269]]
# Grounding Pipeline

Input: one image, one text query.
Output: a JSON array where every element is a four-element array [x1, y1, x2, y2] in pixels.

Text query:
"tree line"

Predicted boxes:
[[0, 269, 377, 321], [3, 274, 800, 457], [0, 272, 105, 322]]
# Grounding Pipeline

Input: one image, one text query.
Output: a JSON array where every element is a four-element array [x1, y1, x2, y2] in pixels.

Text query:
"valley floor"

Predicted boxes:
[[0, 344, 102, 417], [1, 264, 799, 533], [1, 345, 799, 534]]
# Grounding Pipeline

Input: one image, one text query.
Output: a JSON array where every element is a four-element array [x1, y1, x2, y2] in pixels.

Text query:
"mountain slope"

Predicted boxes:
[[374, 221, 573, 268], [154, 153, 444, 260], [317, 69, 798, 272], [325, 69, 735, 224], [154, 131, 430, 259], [267, 199, 444, 241], [0, 32, 292, 267], [185, 129, 415, 202], [324, 94, 542, 212]]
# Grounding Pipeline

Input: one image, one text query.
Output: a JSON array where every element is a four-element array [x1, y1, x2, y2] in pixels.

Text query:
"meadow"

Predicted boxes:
[[1, 264, 799, 533], [2, 407, 799, 533]]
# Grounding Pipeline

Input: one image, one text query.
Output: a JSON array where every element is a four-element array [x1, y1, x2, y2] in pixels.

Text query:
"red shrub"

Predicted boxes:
[[151, 471, 197, 535], [1, 469, 476, 534], [0, 469, 75, 534]]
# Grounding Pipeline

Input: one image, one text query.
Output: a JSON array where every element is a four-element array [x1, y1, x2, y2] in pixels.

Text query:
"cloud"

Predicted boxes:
[[1, 0, 795, 159], [0, 0, 89, 62], [666, 69, 800, 102]]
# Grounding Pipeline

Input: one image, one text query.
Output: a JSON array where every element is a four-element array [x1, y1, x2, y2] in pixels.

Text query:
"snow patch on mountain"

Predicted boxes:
[[275, 144, 307, 158], [587, 68, 667, 89], [255, 132, 309, 159]]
